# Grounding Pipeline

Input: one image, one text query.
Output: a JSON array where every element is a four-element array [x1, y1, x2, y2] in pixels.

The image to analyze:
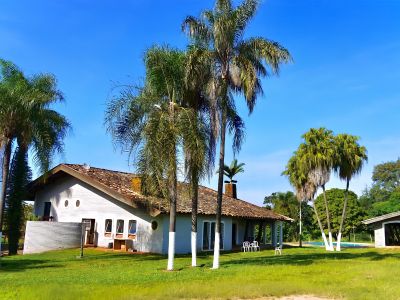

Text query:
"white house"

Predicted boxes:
[[24, 163, 291, 254], [363, 211, 400, 247]]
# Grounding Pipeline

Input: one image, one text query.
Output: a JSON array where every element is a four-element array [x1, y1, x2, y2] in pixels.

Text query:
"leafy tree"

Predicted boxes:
[[334, 134, 367, 251], [182, 0, 291, 269], [369, 191, 400, 217], [264, 191, 315, 242], [314, 188, 366, 240], [359, 159, 400, 217], [372, 159, 400, 191], [222, 159, 245, 183]]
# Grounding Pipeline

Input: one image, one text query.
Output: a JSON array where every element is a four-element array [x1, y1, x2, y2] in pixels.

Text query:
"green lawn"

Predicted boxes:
[[1, 247, 400, 300]]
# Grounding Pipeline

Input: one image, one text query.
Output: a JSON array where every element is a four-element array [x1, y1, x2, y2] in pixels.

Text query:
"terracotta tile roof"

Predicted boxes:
[[30, 164, 291, 221]]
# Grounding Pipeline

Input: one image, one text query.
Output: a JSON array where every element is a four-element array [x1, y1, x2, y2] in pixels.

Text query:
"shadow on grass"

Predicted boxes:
[[221, 250, 400, 267], [0, 258, 63, 272]]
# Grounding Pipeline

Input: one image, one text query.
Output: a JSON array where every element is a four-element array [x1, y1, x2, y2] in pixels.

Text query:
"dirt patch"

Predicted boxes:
[[244, 296, 333, 300]]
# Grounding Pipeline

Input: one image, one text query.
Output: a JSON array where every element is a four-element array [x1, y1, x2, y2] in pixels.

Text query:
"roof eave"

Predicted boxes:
[[29, 165, 161, 217]]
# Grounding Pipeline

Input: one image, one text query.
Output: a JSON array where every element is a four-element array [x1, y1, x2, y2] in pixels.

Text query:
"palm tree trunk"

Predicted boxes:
[[0, 139, 12, 254], [167, 160, 177, 271], [191, 168, 199, 267], [212, 109, 227, 269], [312, 200, 329, 250], [167, 103, 177, 271], [299, 200, 302, 248], [336, 179, 350, 251], [322, 184, 334, 251], [7, 145, 29, 255]]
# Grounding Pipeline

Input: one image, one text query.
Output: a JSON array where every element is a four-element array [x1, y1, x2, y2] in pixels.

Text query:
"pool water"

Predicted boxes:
[[304, 241, 370, 248]]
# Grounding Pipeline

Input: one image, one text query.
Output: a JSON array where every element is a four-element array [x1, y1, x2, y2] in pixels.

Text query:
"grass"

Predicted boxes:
[[1, 247, 400, 300]]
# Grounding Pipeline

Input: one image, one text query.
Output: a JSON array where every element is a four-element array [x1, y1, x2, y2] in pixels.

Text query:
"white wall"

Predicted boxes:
[[34, 176, 163, 253], [374, 224, 385, 248], [23, 221, 82, 254], [162, 215, 233, 254], [372, 219, 400, 248]]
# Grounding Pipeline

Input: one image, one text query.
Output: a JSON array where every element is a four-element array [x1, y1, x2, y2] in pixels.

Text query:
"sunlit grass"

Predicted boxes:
[[1, 247, 400, 299]]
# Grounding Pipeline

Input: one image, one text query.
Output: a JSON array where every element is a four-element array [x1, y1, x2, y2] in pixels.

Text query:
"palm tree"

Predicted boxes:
[[283, 154, 320, 248], [0, 59, 70, 254], [5, 146, 32, 255], [182, 0, 291, 269], [182, 54, 216, 267], [0, 59, 28, 237], [106, 46, 213, 270], [299, 128, 336, 251], [222, 159, 245, 183], [334, 134, 367, 251]]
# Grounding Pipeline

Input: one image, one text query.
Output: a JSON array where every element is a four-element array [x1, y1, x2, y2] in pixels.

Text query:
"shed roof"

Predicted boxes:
[[362, 211, 400, 225], [28, 164, 292, 221]]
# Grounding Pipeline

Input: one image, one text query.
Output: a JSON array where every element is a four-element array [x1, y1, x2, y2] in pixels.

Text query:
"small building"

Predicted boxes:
[[363, 211, 400, 247], [24, 163, 291, 254]]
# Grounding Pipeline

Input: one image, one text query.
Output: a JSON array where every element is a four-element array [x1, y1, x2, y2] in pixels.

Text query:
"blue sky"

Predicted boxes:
[[1, 0, 400, 205]]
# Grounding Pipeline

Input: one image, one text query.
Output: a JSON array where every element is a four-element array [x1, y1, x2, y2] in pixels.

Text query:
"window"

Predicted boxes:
[[203, 222, 210, 250], [76, 200, 80, 207], [105, 219, 112, 236], [151, 220, 158, 230], [202, 221, 224, 250], [116, 219, 124, 235], [64, 200, 68, 207], [43, 202, 51, 221], [128, 220, 137, 235]]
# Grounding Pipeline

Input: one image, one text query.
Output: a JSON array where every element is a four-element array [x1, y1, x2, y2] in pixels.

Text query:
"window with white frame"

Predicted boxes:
[[128, 220, 137, 236], [202, 221, 224, 250], [116, 219, 124, 235], [105, 219, 112, 236]]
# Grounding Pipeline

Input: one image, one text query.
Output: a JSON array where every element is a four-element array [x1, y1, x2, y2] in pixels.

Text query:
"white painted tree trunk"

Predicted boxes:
[[322, 232, 329, 250], [167, 232, 175, 271], [328, 232, 334, 251], [212, 232, 220, 269], [191, 231, 197, 267], [336, 232, 342, 251]]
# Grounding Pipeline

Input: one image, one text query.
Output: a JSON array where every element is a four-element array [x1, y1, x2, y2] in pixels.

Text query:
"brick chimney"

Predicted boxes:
[[131, 177, 142, 193], [225, 183, 237, 199]]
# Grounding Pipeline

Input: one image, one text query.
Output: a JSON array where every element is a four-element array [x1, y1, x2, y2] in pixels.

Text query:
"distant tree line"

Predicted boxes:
[[266, 158, 400, 243]]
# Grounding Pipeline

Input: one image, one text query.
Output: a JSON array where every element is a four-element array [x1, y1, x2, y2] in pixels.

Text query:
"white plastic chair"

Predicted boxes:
[[242, 241, 251, 252], [251, 240, 260, 251], [274, 244, 282, 255]]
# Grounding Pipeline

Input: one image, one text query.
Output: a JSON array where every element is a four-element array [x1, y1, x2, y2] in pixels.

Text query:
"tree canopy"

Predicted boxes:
[[264, 191, 315, 241], [222, 159, 245, 183], [314, 188, 365, 238], [359, 158, 400, 217]]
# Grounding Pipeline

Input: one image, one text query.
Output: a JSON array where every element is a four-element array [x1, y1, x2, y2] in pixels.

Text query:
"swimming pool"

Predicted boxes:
[[304, 241, 371, 248]]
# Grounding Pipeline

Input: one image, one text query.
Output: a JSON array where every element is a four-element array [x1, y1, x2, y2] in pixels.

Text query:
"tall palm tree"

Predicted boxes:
[[334, 134, 367, 251], [283, 154, 320, 248], [0, 59, 69, 254], [299, 128, 336, 251], [182, 0, 291, 269], [182, 65, 216, 267], [106, 46, 214, 270], [0, 59, 28, 236], [222, 159, 245, 183], [5, 145, 32, 255]]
